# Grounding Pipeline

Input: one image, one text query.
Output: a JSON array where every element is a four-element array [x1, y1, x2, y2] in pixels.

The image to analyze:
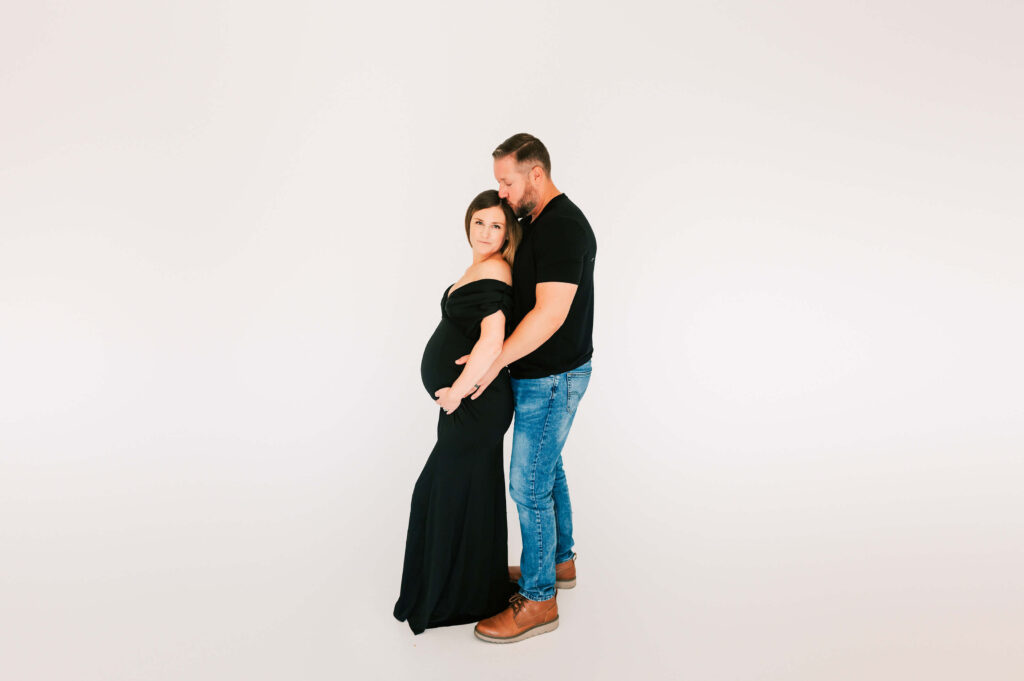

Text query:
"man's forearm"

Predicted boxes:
[[495, 306, 563, 369]]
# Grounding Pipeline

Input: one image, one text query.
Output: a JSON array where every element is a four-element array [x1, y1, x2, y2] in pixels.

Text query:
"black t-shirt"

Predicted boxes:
[[509, 194, 597, 379]]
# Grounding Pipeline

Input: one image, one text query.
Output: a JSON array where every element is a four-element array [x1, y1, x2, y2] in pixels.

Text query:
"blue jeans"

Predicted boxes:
[[509, 360, 592, 602]]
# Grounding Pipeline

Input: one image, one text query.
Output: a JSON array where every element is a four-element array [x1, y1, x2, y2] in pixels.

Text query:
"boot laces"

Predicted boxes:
[[509, 593, 527, 616]]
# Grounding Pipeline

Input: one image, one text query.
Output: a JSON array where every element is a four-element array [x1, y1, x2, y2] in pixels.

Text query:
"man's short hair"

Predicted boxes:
[[492, 133, 551, 176]]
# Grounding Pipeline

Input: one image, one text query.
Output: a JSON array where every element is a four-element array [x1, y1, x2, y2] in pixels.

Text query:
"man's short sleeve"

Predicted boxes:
[[535, 219, 588, 284]]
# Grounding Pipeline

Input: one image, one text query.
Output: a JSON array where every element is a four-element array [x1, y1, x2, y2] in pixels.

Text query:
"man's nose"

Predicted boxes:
[[498, 187, 507, 199]]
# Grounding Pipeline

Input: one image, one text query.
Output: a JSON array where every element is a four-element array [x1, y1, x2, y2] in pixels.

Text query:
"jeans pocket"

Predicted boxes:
[[566, 368, 591, 413]]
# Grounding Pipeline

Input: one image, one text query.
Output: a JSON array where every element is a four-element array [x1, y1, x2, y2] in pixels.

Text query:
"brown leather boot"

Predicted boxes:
[[474, 593, 558, 643], [508, 552, 577, 589]]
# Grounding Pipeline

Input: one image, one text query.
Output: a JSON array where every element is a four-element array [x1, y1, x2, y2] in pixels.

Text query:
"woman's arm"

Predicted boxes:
[[451, 310, 505, 397]]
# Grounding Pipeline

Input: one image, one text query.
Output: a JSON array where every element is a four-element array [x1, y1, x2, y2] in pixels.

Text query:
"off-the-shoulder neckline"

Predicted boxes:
[[446, 278, 513, 298]]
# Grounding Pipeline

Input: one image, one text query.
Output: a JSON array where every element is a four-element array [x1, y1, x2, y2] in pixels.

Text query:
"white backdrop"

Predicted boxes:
[[2, 2, 1022, 679]]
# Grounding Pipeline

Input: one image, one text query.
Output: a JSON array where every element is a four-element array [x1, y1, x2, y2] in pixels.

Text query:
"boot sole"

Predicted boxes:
[[474, 616, 559, 644]]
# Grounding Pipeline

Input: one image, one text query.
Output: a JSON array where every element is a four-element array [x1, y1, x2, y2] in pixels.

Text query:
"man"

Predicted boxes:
[[461, 133, 597, 643]]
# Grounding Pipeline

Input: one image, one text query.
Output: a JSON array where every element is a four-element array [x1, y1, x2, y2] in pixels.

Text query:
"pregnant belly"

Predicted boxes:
[[420, 319, 475, 397]]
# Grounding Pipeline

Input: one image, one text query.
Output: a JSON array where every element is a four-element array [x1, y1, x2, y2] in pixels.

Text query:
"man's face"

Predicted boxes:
[[493, 155, 537, 218]]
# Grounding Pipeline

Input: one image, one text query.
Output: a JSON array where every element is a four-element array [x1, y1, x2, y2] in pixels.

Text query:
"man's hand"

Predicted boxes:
[[454, 355, 503, 400], [434, 387, 461, 414]]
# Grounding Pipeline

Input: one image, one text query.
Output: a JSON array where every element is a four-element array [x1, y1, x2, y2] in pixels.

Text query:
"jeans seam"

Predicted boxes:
[[567, 373, 575, 413], [535, 379, 558, 578], [528, 378, 558, 592]]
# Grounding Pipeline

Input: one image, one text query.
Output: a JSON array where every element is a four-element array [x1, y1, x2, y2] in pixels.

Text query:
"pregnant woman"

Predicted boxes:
[[394, 190, 522, 634]]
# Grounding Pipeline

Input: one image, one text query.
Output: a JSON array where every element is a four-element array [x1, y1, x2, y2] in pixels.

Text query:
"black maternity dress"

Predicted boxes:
[[393, 279, 518, 634]]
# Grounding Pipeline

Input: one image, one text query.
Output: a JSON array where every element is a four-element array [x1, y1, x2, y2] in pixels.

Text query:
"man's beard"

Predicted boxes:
[[513, 186, 538, 218]]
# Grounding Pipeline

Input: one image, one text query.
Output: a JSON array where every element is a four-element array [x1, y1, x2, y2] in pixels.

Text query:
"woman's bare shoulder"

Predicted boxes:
[[469, 257, 512, 285]]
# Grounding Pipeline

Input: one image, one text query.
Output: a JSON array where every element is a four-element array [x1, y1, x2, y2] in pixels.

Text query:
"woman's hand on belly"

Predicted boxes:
[[433, 386, 462, 415]]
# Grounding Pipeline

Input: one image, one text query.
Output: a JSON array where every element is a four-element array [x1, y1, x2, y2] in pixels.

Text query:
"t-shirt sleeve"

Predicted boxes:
[[535, 219, 588, 284]]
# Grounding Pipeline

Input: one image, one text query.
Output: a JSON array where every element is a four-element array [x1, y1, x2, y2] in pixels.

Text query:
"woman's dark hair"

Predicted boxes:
[[464, 190, 522, 267]]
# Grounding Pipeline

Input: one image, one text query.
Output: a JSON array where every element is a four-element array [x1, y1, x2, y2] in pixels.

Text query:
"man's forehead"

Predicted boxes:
[[494, 156, 524, 178]]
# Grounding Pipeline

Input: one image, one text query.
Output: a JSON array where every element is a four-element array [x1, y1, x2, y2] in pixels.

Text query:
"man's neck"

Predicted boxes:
[[528, 184, 562, 223]]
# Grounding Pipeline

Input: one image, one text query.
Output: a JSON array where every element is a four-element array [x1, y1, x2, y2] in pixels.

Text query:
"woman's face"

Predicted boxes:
[[468, 206, 507, 258]]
